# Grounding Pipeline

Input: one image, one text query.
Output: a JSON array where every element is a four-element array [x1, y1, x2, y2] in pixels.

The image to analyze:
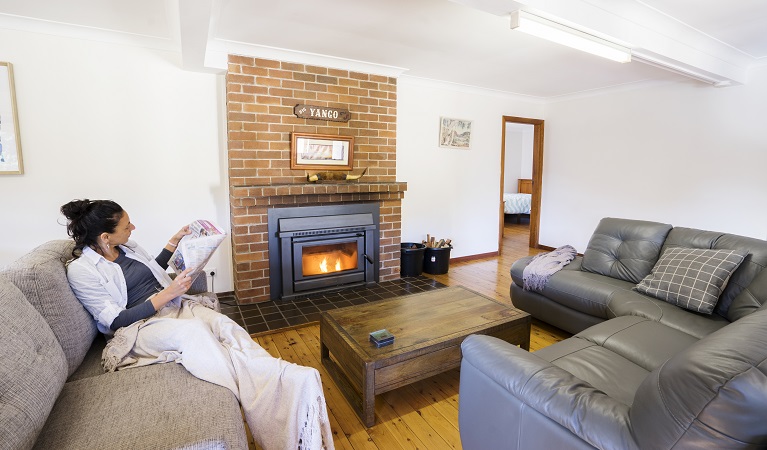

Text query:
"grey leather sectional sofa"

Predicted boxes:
[[458, 218, 767, 449], [0, 240, 247, 450]]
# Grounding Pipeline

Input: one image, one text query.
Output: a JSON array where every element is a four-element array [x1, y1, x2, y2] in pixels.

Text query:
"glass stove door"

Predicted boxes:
[[293, 234, 365, 280]]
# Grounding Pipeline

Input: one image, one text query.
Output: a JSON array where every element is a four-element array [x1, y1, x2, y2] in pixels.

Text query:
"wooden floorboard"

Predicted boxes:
[[246, 222, 571, 450]]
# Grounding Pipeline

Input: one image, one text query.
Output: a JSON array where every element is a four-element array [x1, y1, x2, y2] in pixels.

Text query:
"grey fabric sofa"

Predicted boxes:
[[458, 218, 767, 449], [0, 240, 247, 450]]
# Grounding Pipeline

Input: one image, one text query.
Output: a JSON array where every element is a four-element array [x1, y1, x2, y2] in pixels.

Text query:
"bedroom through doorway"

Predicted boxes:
[[499, 116, 544, 250]]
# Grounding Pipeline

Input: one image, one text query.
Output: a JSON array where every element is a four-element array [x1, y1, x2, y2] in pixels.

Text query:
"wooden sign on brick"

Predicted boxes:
[[294, 104, 351, 122]]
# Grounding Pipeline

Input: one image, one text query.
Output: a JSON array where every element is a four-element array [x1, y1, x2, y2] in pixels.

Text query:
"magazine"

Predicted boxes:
[[168, 219, 227, 282]]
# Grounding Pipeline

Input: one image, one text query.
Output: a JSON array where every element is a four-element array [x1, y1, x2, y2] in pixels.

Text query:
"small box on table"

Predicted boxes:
[[369, 329, 395, 347]]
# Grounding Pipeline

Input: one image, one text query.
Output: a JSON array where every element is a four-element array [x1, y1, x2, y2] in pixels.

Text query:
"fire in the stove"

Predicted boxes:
[[302, 242, 358, 277], [319, 257, 342, 273]]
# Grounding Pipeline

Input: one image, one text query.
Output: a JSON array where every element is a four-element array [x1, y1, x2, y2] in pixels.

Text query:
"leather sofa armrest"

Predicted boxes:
[[510, 255, 535, 287], [460, 335, 637, 450]]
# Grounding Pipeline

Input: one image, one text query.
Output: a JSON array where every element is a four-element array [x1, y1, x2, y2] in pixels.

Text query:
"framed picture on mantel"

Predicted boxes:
[[290, 132, 354, 171]]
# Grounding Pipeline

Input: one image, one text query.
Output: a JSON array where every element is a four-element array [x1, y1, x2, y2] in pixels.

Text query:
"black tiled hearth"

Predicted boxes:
[[219, 276, 448, 335]]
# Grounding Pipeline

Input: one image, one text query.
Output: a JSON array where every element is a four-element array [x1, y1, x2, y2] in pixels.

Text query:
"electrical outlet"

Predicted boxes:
[[206, 267, 217, 277]]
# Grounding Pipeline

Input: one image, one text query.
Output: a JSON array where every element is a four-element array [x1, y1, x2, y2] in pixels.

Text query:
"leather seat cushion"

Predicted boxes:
[[534, 336, 648, 407], [607, 289, 729, 339], [534, 316, 700, 407], [539, 270, 635, 319], [512, 256, 633, 319], [574, 316, 699, 371]]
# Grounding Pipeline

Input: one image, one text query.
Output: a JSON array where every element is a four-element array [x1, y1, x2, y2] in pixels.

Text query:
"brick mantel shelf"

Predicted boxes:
[[230, 181, 407, 207]]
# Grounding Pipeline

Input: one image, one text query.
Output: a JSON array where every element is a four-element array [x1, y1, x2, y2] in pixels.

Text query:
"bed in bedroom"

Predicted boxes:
[[504, 178, 532, 224]]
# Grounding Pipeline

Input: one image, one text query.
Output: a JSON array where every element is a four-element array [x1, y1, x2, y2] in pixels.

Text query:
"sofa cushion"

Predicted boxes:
[[581, 218, 672, 284], [2, 240, 98, 377], [0, 276, 68, 450], [510, 283, 604, 335], [662, 228, 767, 317], [512, 255, 635, 320], [540, 270, 635, 319], [634, 247, 747, 314], [574, 315, 700, 372], [66, 336, 108, 382], [534, 316, 699, 408], [607, 289, 729, 339], [35, 363, 247, 450], [534, 334, 648, 407]]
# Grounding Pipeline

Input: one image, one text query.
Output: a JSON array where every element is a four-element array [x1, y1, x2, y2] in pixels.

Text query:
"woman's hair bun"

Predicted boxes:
[[60, 199, 92, 221], [60, 199, 123, 258]]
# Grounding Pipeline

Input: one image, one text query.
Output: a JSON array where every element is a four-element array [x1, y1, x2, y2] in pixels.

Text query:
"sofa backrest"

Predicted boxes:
[[662, 227, 767, 318], [0, 275, 68, 450], [581, 218, 673, 284], [1, 240, 98, 377], [728, 266, 767, 322], [629, 307, 767, 449]]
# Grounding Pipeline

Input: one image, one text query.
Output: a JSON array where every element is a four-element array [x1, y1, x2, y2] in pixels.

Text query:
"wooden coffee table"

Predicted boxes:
[[320, 286, 531, 427]]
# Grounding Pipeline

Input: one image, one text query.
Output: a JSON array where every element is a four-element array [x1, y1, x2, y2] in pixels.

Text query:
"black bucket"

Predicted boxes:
[[423, 246, 452, 275], [400, 243, 426, 277]]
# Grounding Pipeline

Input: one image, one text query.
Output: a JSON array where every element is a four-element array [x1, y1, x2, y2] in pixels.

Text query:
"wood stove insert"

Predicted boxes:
[[268, 204, 380, 300]]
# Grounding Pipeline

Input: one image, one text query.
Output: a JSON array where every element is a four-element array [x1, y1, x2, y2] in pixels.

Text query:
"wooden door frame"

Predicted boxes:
[[499, 116, 544, 249]]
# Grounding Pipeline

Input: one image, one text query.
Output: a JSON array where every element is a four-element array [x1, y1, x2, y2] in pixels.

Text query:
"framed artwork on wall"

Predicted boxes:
[[0, 62, 23, 175], [439, 117, 472, 150], [290, 132, 354, 171]]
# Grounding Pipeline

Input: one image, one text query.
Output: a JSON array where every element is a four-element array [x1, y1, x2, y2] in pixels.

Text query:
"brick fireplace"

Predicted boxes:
[[226, 55, 405, 303]]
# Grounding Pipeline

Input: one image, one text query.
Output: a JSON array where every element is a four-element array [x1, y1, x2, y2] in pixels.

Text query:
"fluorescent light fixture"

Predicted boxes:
[[510, 10, 631, 63], [631, 50, 733, 87]]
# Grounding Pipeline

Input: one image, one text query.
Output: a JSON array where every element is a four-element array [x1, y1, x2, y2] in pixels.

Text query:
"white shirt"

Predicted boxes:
[[66, 240, 175, 335]]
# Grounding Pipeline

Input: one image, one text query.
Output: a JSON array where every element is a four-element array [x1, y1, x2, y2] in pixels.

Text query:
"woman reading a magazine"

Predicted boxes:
[[61, 199, 333, 450]]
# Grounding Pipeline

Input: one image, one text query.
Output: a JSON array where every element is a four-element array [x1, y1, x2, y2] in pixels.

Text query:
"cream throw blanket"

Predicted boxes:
[[103, 296, 334, 450]]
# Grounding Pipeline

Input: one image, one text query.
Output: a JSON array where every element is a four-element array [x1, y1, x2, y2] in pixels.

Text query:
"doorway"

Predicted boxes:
[[499, 116, 544, 249]]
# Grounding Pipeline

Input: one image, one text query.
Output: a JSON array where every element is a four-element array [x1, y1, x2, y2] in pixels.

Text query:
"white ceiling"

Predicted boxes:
[[1, 0, 765, 98]]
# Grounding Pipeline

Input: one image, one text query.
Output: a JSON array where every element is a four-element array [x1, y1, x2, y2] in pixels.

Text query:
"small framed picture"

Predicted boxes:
[[0, 62, 23, 175], [290, 132, 354, 171], [439, 117, 472, 150]]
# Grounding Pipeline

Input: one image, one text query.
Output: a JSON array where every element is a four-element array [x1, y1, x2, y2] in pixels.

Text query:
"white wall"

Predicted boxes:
[[540, 67, 767, 252], [397, 77, 544, 257], [504, 123, 534, 193], [0, 29, 233, 292]]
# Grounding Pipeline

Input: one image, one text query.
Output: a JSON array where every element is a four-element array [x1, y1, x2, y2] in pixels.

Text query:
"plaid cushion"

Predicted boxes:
[[635, 247, 747, 314]]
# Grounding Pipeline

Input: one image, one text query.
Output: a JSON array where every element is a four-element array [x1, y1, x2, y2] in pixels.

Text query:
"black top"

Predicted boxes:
[[109, 247, 173, 331]]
